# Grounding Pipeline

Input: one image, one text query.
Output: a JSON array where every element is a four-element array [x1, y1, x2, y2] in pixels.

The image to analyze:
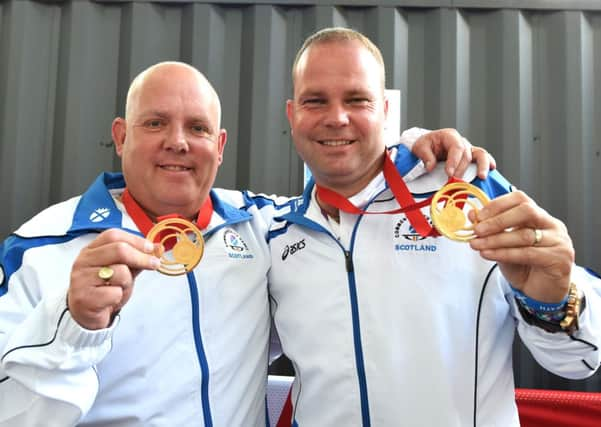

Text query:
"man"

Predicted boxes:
[[0, 61, 489, 426], [268, 27, 601, 426]]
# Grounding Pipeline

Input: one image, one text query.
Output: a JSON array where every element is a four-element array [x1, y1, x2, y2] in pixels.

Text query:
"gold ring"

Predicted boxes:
[[98, 266, 114, 285], [532, 229, 543, 246]]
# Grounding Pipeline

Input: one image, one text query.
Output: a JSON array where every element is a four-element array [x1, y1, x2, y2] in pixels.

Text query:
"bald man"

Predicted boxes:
[[0, 62, 274, 426]]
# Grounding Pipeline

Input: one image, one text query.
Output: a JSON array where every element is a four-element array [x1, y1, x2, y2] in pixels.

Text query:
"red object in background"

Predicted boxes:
[[274, 387, 601, 426], [516, 388, 601, 427]]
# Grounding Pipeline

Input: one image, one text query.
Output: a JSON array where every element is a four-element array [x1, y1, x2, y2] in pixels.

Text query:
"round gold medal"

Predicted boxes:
[[147, 218, 205, 276], [430, 182, 490, 241]]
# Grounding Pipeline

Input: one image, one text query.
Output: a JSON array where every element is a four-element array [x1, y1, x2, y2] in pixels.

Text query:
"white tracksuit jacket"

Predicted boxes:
[[267, 146, 601, 427], [0, 173, 273, 427]]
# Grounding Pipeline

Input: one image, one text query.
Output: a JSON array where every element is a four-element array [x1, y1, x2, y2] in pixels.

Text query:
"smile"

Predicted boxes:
[[318, 140, 354, 146], [159, 165, 192, 171]]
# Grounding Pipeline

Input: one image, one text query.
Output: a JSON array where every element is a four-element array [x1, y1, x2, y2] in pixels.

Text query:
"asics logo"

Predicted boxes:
[[281, 239, 305, 260]]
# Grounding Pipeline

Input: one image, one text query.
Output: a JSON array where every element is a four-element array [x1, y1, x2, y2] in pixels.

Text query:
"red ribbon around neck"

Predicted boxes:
[[121, 188, 213, 249], [315, 152, 461, 238]]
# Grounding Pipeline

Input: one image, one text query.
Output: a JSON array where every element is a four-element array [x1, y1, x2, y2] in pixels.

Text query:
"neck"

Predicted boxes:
[[315, 193, 340, 221], [137, 203, 198, 223], [121, 189, 204, 224]]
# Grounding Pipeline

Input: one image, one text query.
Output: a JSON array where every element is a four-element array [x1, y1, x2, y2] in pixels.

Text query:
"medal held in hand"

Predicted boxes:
[[430, 182, 490, 241], [147, 218, 205, 275]]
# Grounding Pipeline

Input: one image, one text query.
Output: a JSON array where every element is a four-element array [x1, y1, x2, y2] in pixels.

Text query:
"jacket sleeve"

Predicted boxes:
[[511, 265, 601, 379], [0, 244, 116, 426]]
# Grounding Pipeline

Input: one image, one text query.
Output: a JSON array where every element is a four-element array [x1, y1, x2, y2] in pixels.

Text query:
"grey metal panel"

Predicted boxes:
[[94, 0, 601, 10], [52, 1, 122, 201], [1, 0, 600, 391], [238, 5, 293, 195], [182, 3, 244, 190], [0, 0, 61, 236]]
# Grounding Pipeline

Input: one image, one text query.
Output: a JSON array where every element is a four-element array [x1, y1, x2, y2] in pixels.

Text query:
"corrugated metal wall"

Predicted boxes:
[[1, 0, 600, 391]]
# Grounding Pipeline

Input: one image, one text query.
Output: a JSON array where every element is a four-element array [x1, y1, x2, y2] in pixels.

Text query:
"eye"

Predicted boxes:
[[301, 98, 326, 106], [143, 119, 165, 130], [348, 97, 370, 105], [190, 124, 211, 136]]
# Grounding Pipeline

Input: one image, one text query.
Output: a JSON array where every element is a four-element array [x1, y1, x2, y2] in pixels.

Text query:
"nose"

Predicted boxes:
[[164, 125, 189, 153], [323, 103, 350, 127]]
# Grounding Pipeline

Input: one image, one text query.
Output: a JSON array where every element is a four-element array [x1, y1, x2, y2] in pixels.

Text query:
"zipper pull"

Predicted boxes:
[[344, 250, 354, 273]]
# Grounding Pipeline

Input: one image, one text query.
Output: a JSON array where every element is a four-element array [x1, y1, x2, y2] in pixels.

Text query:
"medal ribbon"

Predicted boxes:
[[121, 188, 213, 249], [315, 152, 462, 237]]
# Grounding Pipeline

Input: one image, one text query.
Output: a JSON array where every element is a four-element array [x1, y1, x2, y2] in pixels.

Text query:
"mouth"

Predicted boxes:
[[158, 164, 193, 172], [317, 140, 355, 146]]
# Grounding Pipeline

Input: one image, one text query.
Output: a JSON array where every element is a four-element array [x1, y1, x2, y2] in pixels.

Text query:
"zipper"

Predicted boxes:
[[187, 272, 213, 426]]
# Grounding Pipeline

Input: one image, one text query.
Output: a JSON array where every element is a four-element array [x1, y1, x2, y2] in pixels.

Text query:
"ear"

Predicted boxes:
[[286, 99, 294, 130], [216, 129, 227, 165], [383, 96, 389, 120], [112, 117, 127, 157]]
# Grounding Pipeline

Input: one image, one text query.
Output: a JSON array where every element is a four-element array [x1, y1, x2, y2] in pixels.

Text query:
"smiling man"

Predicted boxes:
[[268, 27, 601, 426], [113, 65, 227, 220], [0, 62, 272, 426]]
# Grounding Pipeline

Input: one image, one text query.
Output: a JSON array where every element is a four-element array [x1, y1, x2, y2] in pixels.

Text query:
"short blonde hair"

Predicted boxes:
[[291, 27, 386, 89]]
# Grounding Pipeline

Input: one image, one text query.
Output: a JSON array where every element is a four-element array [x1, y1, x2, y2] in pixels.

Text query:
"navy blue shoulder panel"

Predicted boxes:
[[0, 233, 82, 297], [242, 192, 276, 210], [391, 144, 421, 177], [70, 173, 125, 233], [211, 190, 251, 223], [471, 169, 512, 199]]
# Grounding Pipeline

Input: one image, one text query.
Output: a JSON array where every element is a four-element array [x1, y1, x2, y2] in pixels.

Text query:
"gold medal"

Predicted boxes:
[[147, 218, 205, 276], [430, 182, 490, 241]]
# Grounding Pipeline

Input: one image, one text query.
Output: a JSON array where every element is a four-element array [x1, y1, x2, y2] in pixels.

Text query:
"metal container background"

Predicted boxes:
[[1, 0, 600, 390]]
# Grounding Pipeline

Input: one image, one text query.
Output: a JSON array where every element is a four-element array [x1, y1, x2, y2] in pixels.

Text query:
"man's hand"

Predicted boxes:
[[410, 128, 496, 179], [469, 190, 574, 303], [67, 229, 160, 330]]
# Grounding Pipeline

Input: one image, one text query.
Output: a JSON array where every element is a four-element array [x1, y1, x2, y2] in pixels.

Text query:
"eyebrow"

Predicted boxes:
[[137, 110, 213, 123], [297, 89, 325, 98], [136, 110, 170, 119], [297, 88, 374, 99]]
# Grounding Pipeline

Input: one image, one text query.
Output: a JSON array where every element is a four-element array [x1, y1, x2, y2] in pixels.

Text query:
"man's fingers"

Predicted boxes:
[[473, 190, 533, 223], [431, 130, 470, 177], [451, 139, 474, 178], [79, 240, 160, 273], [470, 147, 494, 179], [87, 228, 155, 254], [471, 227, 556, 251], [443, 146, 464, 177], [67, 283, 125, 329], [411, 136, 438, 171]]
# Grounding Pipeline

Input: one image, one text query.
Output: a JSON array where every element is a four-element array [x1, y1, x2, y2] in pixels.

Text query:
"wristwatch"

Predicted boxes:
[[515, 281, 584, 335], [559, 282, 581, 335]]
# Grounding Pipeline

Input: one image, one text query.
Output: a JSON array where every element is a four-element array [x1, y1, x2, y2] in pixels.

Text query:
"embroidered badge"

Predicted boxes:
[[89, 208, 111, 223], [393, 215, 437, 253], [223, 229, 254, 259]]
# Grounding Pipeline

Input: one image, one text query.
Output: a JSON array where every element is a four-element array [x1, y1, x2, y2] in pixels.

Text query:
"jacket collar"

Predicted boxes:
[[68, 173, 251, 235], [285, 144, 421, 221]]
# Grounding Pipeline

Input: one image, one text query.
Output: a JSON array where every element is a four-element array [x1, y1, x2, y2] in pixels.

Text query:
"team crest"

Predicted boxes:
[[394, 217, 427, 242], [393, 216, 438, 253], [223, 228, 254, 259]]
